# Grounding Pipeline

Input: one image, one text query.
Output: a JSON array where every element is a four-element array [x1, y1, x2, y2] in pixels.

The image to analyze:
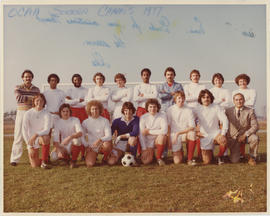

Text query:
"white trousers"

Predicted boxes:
[[10, 110, 26, 163]]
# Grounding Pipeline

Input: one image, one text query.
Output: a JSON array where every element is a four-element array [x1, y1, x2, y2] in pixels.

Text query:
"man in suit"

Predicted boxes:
[[225, 93, 259, 165]]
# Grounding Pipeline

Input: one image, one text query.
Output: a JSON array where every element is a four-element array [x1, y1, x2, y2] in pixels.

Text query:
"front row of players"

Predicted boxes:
[[22, 89, 259, 169]]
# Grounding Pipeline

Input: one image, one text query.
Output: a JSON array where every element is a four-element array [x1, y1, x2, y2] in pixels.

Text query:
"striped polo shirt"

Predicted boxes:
[[15, 84, 40, 110]]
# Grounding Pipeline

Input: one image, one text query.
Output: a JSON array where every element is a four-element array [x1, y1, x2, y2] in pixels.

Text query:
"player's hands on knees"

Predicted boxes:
[[217, 134, 227, 146], [142, 129, 150, 136], [93, 139, 102, 148], [29, 134, 38, 146], [61, 136, 72, 146], [237, 134, 246, 143]]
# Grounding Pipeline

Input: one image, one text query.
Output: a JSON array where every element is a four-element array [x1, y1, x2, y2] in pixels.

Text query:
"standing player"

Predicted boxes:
[[193, 89, 228, 165], [22, 94, 51, 169], [10, 69, 40, 166], [43, 73, 66, 127], [65, 74, 88, 160], [107, 102, 139, 165], [53, 104, 83, 168], [232, 74, 256, 109], [209, 73, 231, 109], [158, 67, 183, 111], [167, 91, 196, 165], [232, 73, 257, 158], [133, 68, 158, 156], [184, 69, 206, 108], [85, 72, 111, 121], [139, 99, 168, 166], [82, 100, 112, 167], [111, 73, 133, 120]]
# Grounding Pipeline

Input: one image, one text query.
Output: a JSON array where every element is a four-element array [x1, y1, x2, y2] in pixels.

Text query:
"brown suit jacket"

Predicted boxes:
[[225, 106, 259, 140]]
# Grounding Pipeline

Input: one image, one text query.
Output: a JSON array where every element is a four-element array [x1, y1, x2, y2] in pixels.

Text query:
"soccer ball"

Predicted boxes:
[[50, 151, 58, 162], [121, 153, 136, 167]]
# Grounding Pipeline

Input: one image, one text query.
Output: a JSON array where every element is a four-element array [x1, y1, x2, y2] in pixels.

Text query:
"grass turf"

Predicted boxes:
[[3, 132, 266, 213]]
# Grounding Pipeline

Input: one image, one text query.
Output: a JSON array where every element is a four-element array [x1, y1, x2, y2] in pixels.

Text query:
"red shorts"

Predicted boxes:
[[71, 107, 88, 123], [101, 108, 110, 121], [136, 107, 147, 117]]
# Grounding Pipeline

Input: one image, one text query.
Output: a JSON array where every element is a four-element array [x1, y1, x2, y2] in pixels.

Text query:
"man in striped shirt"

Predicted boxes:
[[10, 69, 40, 166]]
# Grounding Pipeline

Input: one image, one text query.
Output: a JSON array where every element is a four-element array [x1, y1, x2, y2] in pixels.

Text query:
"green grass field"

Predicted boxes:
[[3, 130, 266, 213]]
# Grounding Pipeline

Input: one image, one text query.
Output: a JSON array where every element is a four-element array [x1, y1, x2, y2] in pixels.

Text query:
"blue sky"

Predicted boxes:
[[3, 3, 267, 116]]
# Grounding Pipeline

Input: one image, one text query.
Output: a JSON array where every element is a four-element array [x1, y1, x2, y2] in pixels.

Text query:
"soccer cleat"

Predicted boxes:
[[40, 162, 51, 169], [157, 159, 165, 166], [248, 157, 256, 166], [81, 156, 85, 161], [187, 159, 197, 166], [10, 162, 17, 166], [218, 157, 224, 165]]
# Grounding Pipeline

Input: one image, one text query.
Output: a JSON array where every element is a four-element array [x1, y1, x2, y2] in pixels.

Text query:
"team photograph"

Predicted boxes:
[[2, 1, 268, 215]]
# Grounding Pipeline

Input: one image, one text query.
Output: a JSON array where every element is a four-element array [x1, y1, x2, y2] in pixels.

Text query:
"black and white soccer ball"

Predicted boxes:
[[121, 153, 136, 167]]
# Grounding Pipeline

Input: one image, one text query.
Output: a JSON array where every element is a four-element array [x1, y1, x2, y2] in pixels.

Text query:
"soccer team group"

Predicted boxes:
[[9, 67, 259, 169]]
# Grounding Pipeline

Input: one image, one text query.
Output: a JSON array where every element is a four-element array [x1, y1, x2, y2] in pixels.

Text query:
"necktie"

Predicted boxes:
[[237, 109, 240, 118]]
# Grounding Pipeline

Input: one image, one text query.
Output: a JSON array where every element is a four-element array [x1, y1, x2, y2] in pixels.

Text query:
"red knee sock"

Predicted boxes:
[[156, 144, 164, 160], [196, 139, 202, 158], [100, 149, 110, 161], [80, 145, 85, 158], [240, 143, 245, 156], [41, 144, 50, 163], [217, 145, 226, 157], [72, 145, 81, 161], [137, 141, 142, 155], [187, 140, 196, 161]]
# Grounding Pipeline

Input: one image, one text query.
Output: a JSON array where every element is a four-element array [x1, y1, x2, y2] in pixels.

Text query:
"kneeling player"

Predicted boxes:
[[107, 102, 139, 165], [82, 100, 112, 167], [53, 104, 83, 168], [194, 89, 228, 165], [22, 94, 52, 169], [139, 99, 168, 166], [167, 91, 196, 165]]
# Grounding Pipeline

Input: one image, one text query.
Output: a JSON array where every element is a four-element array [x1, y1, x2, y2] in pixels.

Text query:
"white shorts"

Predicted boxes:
[[170, 133, 183, 153], [200, 130, 220, 150], [114, 140, 128, 152], [139, 134, 157, 149]]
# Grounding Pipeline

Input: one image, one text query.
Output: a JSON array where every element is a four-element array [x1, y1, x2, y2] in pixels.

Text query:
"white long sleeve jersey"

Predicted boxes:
[[184, 82, 206, 108], [111, 87, 133, 120], [43, 88, 66, 113], [232, 88, 256, 109], [209, 86, 232, 109], [81, 116, 112, 146], [85, 86, 110, 109], [133, 83, 158, 108], [167, 104, 195, 133], [53, 117, 83, 143], [65, 86, 88, 108], [193, 104, 228, 137], [22, 108, 52, 144]]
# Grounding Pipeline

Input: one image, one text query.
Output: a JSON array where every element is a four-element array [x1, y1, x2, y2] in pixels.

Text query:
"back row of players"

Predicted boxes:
[[10, 68, 258, 168]]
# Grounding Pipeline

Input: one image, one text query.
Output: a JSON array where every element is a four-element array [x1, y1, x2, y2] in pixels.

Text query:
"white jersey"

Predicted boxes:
[[82, 116, 112, 148], [111, 87, 133, 120], [22, 108, 51, 148], [232, 88, 256, 109], [85, 85, 110, 109], [43, 88, 66, 113], [184, 82, 206, 108], [167, 104, 195, 133], [209, 86, 231, 109], [53, 117, 82, 143], [139, 112, 168, 150], [193, 104, 228, 149], [65, 86, 88, 108], [133, 83, 158, 108]]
